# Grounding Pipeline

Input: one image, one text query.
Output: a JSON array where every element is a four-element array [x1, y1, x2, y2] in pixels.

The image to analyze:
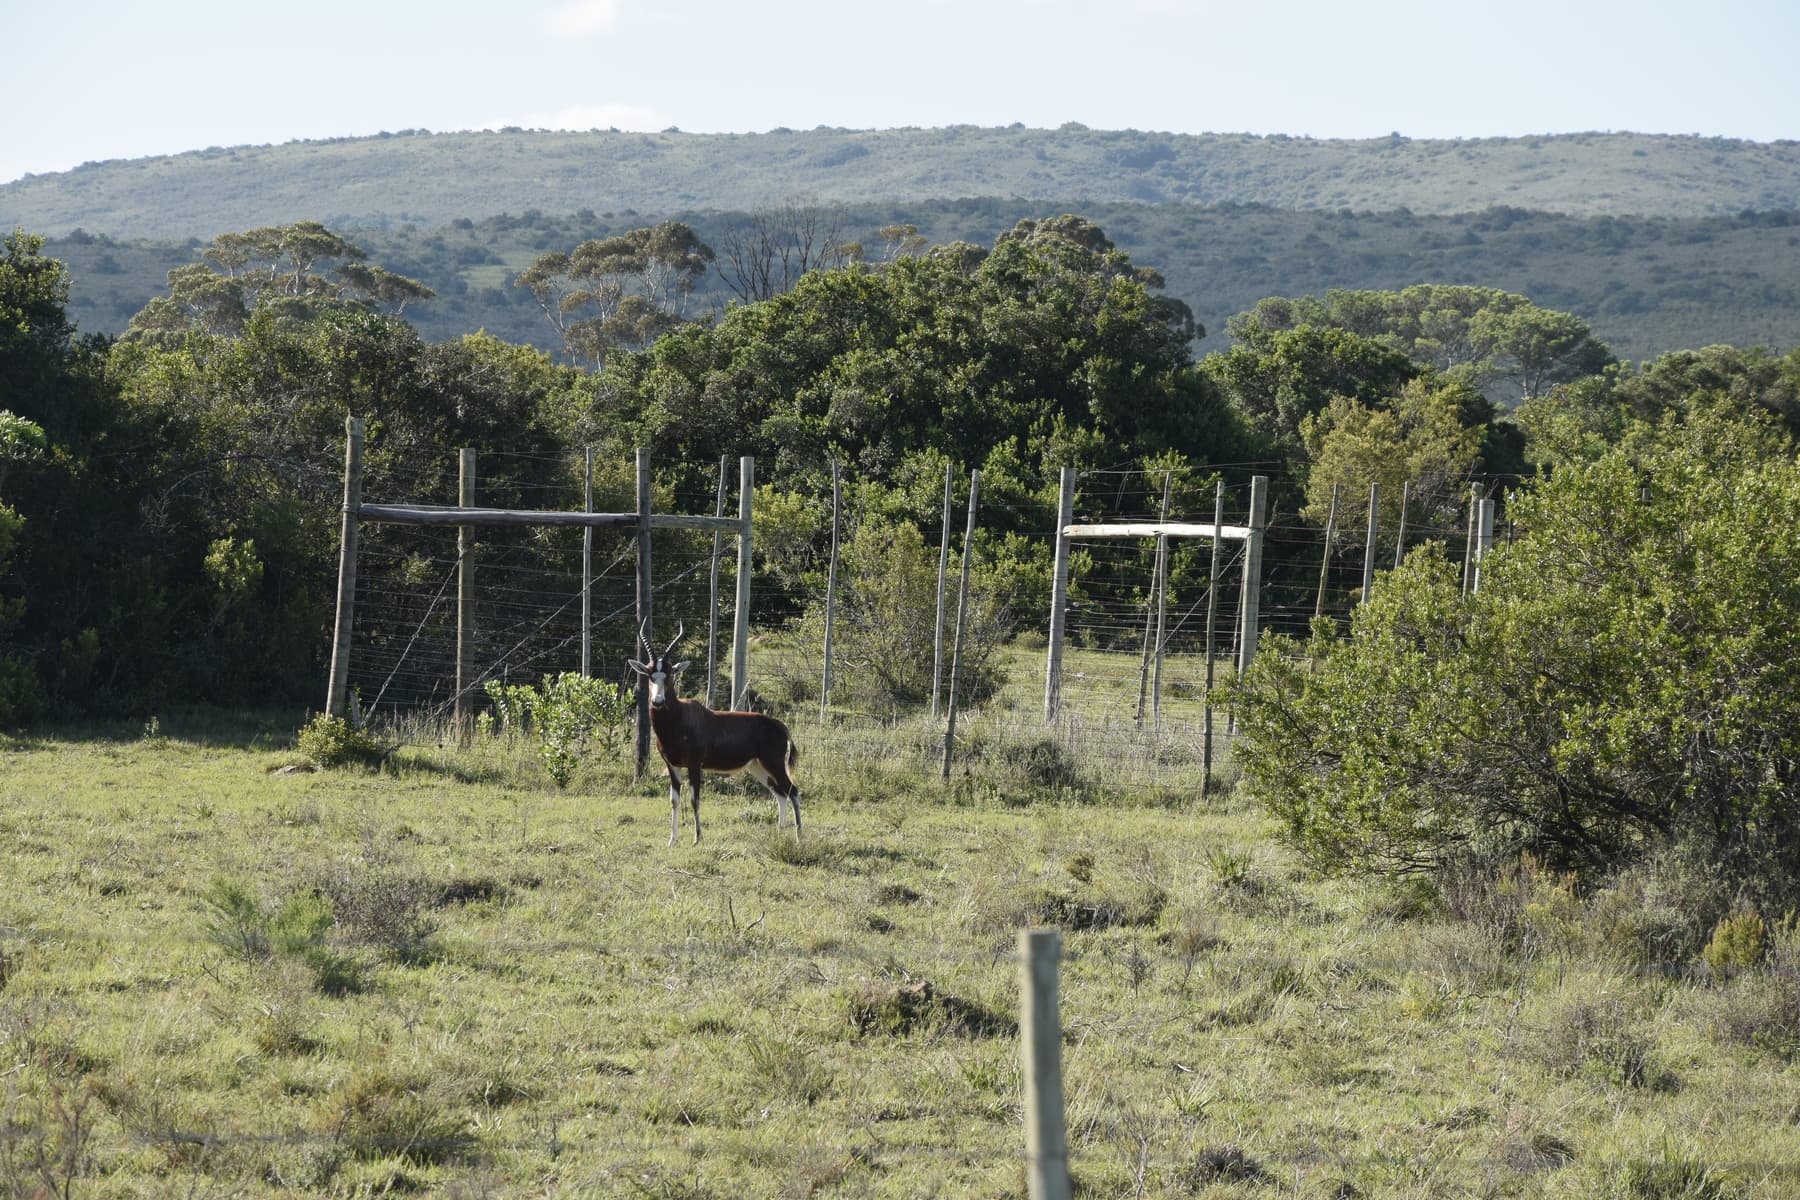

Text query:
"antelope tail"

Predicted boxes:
[[787, 740, 799, 769]]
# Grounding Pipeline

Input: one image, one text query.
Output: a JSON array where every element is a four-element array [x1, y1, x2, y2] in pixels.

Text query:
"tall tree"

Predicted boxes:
[[712, 197, 859, 304], [517, 221, 713, 369]]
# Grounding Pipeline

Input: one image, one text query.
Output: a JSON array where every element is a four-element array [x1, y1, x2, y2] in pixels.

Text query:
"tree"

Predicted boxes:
[[1231, 402, 1800, 902], [1229, 285, 1615, 405], [1299, 375, 1484, 538], [713, 197, 859, 304], [123, 223, 432, 343], [517, 222, 713, 369], [1202, 323, 1421, 456]]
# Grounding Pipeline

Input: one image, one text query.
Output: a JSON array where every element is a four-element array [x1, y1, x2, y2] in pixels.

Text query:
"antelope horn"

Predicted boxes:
[[663, 622, 685, 660], [637, 618, 654, 660]]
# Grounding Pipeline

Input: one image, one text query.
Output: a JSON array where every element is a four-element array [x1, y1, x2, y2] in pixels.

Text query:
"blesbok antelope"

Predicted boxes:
[[628, 622, 802, 845]]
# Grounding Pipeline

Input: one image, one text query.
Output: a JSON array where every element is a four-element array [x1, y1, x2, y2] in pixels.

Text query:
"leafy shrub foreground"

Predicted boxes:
[[1232, 405, 1800, 912]]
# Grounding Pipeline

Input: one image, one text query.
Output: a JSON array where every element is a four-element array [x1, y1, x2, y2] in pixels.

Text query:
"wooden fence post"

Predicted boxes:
[[1313, 481, 1339, 622], [581, 445, 593, 678], [1236, 475, 1268, 675], [1463, 482, 1482, 596], [732, 457, 753, 710], [1201, 479, 1225, 800], [634, 447, 652, 779], [942, 469, 981, 778], [1020, 928, 1071, 1200], [820, 459, 840, 725], [1135, 472, 1172, 730], [932, 463, 954, 720], [326, 415, 364, 719], [1393, 479, 1411, 570], [455, 448, 476, 741], [706, 454, 728, 707], [1473, 495, 1496, 593], [1043, 466, 1076, 722], [1360, 479, 1379, 604]]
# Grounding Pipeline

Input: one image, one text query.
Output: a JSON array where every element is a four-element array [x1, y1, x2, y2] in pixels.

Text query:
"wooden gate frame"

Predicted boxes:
[[325, 417, 755, 772]]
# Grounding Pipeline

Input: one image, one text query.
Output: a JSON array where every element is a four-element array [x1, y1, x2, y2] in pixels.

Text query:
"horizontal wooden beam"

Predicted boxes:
[[358, 503, 740, 533], [1065, 521, 1251, 541]]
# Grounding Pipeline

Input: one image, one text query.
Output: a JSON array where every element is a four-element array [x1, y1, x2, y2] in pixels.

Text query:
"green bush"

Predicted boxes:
[[1702, 911, 1767, 976], [1231, 407, 1800, 899], [296, 713, 384, 769]]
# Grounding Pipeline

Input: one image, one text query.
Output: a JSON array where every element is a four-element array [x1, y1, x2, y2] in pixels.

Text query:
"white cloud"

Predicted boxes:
[[541, 0, 621, 36], [479, 103, 666, 133]]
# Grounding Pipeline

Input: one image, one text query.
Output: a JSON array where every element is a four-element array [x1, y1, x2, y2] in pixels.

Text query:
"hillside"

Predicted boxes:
[[6, 127, 1800, 242], [13, 125, 1800, 365], [47, 200, 1800, 366]]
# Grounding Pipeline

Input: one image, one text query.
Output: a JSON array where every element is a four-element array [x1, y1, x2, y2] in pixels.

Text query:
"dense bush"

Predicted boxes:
[[1231, 403, 1800, 902]]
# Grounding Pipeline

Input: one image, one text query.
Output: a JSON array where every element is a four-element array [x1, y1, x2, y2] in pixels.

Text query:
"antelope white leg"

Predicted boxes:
[[669, 782, 682, 846], [747, 761, 787, 827]]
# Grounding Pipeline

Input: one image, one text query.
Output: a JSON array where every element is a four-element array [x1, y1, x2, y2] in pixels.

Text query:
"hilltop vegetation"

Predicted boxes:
[[43, 200, 1800, 365], [6, 127, 1800, 241]]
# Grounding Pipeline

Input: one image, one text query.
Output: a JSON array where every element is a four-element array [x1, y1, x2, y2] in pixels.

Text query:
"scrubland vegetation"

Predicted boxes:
[[5, 665, 1800, 1198]]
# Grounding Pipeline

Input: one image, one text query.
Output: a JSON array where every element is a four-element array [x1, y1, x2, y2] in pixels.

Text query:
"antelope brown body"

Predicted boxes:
[[629, 623, 801, 845]]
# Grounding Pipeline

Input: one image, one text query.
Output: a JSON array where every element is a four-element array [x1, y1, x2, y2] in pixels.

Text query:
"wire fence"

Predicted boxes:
[[338, 442, 1513, 785]]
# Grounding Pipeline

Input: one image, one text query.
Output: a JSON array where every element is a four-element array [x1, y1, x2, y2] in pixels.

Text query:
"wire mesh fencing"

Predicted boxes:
[[334, 437, 1507, 788]]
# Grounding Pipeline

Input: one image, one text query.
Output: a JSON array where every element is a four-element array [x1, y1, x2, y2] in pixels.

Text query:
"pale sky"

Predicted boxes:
[[6, 0, 1796, 186]]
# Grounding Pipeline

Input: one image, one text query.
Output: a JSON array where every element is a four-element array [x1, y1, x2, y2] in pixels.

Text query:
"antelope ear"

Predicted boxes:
[[671, 660, 690, 674], [627, 660, 648, 675]]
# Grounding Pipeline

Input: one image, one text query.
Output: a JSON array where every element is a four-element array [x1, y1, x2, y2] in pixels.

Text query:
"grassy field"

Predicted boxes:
[[2, 681, 1799, 1198]]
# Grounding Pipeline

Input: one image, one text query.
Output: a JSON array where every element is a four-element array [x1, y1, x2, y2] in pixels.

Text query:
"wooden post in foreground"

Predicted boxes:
[[1043, 466, 1076, 722], [326, 415, 365, 719], [455, 448, 477, 740], [1020, 928, 1071, 1200], [732, 456, 753, 710], [942, 469, 981, 779]]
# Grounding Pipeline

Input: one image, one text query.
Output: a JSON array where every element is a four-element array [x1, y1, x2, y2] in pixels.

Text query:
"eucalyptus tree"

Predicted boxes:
[[516, 221, 714, 369]]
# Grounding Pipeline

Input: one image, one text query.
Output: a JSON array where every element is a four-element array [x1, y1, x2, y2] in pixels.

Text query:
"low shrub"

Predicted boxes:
[[296, 713, 384, 769]]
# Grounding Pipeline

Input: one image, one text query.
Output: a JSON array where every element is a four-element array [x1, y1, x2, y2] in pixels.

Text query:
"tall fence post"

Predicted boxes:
[[1463, 482, 1482, 596], [1313, 481, 1339, 622], [932, 463, 954, 720], [455, 448, 477, 741], [326, 415, 364, 719], [580, 445, 593, 678], [1236, 475, 1268, 675], [706, 454, 728, 707], [820, 459, 840, 725], [1393, 479, 1411, 570], [1135, 472, 1172, 730], [634, 447, 653, 779], [1020, 928, 1071, 1200], [942, 469, 981, 779], [1201, 479, 1226, 799], [732, 457, 753, 710], [1043, 466, 1076, 722], [1360, 479, 1379, 604], [1473, 495, 1497, 593]]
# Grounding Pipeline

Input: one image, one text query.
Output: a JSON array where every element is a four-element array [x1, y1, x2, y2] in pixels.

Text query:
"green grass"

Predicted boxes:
[[1, 693, 1797, 1197]]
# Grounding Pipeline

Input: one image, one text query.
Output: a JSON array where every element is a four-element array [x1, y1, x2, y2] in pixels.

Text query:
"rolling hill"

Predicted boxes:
[[8, 126, 1800, 363]]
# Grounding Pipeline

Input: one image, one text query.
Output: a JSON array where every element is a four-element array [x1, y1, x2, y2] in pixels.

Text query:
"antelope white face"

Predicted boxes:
[[643, 656, 687, 708]]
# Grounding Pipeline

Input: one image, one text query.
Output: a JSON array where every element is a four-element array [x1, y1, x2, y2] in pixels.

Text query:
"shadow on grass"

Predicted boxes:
[[5, 704, 310, 752]]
